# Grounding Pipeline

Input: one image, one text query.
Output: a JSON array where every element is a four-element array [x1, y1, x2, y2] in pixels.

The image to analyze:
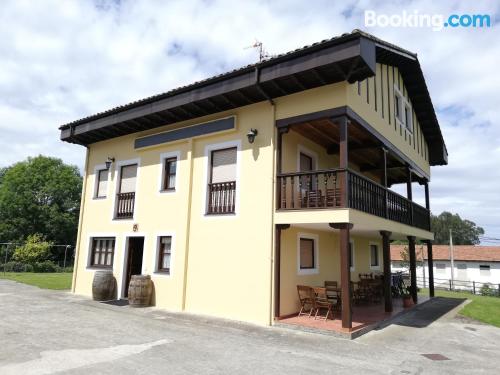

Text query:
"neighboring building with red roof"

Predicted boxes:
[[391, 245, 500, 288]]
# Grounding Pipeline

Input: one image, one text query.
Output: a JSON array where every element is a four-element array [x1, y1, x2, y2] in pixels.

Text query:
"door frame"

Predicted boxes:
[[120, 234, 147, 298]]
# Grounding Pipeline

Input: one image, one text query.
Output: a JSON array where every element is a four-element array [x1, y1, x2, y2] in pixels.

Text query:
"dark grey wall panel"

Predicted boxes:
[[134, 117, 235, 149]]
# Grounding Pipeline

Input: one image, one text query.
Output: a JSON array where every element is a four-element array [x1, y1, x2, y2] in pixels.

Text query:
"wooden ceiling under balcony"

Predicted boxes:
[[291, 117, 413, 185]]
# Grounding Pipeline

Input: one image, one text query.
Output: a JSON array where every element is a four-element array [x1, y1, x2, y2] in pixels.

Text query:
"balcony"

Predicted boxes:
[[207, 181, 236, 214], [115, 192, 135, 219], [277, 169, 430, 231]]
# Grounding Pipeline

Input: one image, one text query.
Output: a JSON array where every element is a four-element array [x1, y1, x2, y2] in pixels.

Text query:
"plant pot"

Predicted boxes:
[[402, 295, 413, 308]]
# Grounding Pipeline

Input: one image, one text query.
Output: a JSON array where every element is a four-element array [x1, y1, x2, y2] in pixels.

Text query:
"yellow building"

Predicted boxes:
[[60, 30, 447, 330]]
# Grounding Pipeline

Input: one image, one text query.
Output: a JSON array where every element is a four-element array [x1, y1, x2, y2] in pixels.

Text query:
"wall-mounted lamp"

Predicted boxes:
[[246, 128, 258, 144], [105, 156, 115, 170]]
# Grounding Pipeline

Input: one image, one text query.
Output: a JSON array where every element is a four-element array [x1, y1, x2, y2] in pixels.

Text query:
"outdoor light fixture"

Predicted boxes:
[[105, 156, 115, 170], [246, 128, 258, 144]]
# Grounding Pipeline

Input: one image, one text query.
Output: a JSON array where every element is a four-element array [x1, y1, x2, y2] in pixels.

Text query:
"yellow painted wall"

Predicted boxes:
[[279, 226, 383, 316], [347, 63, 430, 175]]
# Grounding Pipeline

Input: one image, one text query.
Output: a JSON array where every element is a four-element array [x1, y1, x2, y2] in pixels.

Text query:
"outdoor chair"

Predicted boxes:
[[312, 287, 333, 321], [304, 190, 324, 208], [324, 281, 341, 311], [297, 285, 315, 317], [325, 188, 342, 207]]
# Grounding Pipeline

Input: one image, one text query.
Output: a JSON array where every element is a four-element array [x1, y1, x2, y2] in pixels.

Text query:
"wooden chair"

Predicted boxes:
[[297, 285, 315, 317], [313, 287, 333, 321], [324, 281, 341, 311], [325, 188, 342, 207], [305, 190, 324, 208]]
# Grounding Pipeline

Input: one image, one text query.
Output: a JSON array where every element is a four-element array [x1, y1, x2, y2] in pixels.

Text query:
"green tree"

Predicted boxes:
[[0, 156, 82, 245], [431, 212, 485, 245], [12, 234, 52, 265]]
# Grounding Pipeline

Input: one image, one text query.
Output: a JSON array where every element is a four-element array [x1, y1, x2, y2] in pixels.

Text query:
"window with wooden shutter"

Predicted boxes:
[[157, 236, 172, 273], [163, 158, 177, 190], [299, 238, 315, 269], [211, 147, 236, 183], [90, 237, 115, 268], [96, 169, 108, 198], [207, 147, 237, 214], [119, 164, 137, 193]]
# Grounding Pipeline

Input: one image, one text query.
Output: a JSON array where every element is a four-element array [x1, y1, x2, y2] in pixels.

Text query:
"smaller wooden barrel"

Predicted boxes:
[[128, 275, 153, 307], [92, 270, 115, 301]]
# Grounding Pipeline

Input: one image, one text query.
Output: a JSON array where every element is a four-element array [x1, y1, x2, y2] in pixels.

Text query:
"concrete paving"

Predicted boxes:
[[0, 280, 499, 374]]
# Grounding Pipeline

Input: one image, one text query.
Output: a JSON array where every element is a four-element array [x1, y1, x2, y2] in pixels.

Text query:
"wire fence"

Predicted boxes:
[[416, 275, 500, 297], [0, 242, 75, 274]]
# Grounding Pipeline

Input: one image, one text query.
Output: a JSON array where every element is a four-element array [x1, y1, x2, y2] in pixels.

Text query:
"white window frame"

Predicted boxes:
[[85, 233, 119, 271], [369, 242, 381, 270], [202, 140, 241, 218], [479, 264, 491, 276], [158, 151, 180, 195], [152, 232, 176, 278], [92, 164, 111, 199], [349, 240, 355, 272], [111, 158, 141, 222], [297, 232, 319, 275], [394, 85, 413, 134]]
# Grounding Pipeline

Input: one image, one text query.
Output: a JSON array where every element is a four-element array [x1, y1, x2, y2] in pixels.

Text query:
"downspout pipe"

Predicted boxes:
[[72, 145, 89, 293]]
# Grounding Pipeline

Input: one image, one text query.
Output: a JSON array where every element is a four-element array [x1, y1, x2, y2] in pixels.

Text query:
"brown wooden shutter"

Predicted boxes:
[[300, 238, 314, 269], [211, 148, 236, 183]]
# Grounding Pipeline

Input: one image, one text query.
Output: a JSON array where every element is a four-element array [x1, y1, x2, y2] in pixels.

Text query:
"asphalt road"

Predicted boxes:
[[0, 280, 499, 374]]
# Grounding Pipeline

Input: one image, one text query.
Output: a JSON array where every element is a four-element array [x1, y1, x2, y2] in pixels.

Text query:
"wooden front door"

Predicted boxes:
[[125, 237, 144, 297]]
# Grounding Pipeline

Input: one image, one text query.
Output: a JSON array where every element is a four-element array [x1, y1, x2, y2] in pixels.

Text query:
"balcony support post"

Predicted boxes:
[[276, 126, 289, 209], [408, 236, 418, 303], [381, 148, 388, 219], [274, 224, 290, 318], [406, 166, 414, 225], [337, 116, 349, 208], [380, 230, 393, 312], [424, 180, 430, 210], [330, 222, 353, 329], [425, 240, 435, 297]]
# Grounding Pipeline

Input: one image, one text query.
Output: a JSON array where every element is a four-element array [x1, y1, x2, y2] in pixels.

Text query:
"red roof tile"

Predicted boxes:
[[390, 245, 500, 262]]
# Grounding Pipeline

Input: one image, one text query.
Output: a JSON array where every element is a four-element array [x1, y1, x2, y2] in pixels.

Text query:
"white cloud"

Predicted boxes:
[[0, 0, 499, 240]]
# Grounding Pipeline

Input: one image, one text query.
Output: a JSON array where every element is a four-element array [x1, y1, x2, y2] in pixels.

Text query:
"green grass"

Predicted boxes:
[[420, 288, 500, 328], [0, 272, 72, 290]]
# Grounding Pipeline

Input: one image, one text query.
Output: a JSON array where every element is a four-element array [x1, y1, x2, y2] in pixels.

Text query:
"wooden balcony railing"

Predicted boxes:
[[116, 192, 135, 219], [207, 181, 236, 214], [277, 169, 431, 231]]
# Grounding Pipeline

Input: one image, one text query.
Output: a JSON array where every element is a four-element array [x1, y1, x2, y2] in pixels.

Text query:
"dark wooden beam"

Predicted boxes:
[[329, 223, 353, 230], [290, 74, 306, 90], [380, 230, 392, 312], [274, 224, 290, 318], [337, 223, 353, 329], [425, 240, 435, 297], [339, 117, 349, 207], [205, 97, 225, 112], [360, 164, 404, 173], [311, 68, 327, 85], [424, 180, 430, 210], [408, 236, 418, 303]]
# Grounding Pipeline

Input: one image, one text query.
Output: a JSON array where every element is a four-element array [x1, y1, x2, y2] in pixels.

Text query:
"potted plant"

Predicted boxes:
[[402, 287, 413, 308]]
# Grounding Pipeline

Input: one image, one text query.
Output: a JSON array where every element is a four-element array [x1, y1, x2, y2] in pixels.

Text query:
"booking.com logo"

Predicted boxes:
[[365, 10, 491, 31]]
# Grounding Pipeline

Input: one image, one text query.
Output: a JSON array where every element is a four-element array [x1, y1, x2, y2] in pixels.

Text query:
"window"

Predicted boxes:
[[116, 164, 137, 219], [370, 244, 379, 268], [299, 238, 315, 269], [404, 104, 413, 132], [90, 237, 115, 268], [163, 157, 177, 191], [95, 169, 108, 198], [394, 92, 402, 121], [479, 265, 491, 275], [207, 147, 237, 214], [157, 236, 172, 274], [436, 263, 446, 273], [349, 241, 355, 271]]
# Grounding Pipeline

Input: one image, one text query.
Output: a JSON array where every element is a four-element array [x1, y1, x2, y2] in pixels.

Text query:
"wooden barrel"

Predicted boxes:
[[92, 270, 115, 301], [128, 275, 153, 307]]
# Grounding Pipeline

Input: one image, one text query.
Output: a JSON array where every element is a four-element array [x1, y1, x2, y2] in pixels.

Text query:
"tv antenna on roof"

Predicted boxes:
[[245, 39, 272, 62]]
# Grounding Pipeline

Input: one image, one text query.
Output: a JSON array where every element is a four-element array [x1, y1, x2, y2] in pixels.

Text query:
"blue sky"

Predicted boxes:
[[0, 0, 499, 242]]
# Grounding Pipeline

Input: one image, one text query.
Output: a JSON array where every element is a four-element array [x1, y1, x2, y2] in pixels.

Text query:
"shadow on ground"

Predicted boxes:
[[378, 297, 466, 330]]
